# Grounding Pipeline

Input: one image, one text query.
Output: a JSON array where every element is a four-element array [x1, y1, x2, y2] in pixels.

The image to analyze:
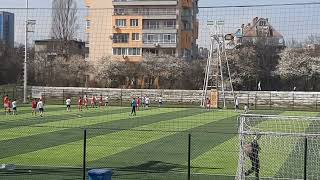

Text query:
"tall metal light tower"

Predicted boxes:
[[201, 20, 235, 109], [23, 0, 29, 103], [24, 0, 35, 103]]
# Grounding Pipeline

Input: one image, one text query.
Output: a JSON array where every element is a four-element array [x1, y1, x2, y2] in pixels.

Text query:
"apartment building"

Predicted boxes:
[[0, 11, 14, 48], [85, 0, 199, 62]]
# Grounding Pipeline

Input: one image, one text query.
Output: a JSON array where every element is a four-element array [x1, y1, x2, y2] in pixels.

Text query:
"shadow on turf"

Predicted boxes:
[[112, 161, 222, 175]]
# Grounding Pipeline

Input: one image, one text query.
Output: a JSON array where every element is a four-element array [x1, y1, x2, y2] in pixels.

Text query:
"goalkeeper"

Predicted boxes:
[[245, 134, 261, 179]]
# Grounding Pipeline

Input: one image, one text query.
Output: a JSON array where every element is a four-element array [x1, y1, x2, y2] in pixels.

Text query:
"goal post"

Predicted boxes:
[[236, 114, 320, 180]]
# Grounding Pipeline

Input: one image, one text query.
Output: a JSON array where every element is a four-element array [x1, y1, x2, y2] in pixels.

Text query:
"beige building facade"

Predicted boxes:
[[85, 0, 199, 62]]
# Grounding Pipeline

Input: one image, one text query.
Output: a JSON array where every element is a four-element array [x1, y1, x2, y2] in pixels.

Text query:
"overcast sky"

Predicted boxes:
[[1, 0, 319, 8]]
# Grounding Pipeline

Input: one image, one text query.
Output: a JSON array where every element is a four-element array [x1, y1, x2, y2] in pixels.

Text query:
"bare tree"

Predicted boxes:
[[51, 0, 78, 41]]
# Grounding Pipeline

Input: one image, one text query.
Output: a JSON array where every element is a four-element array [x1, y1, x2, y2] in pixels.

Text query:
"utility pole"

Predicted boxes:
[[23, 0, 29, 103]]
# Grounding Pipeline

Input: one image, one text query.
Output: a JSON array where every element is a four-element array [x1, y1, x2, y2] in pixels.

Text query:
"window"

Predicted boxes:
[[259, 20, 266, 26], [113, 48, 141, 56], [86, 20, 90, 29], [145, 21, 159, 29], [183, 21, 191, 30], [128, 48, 141, 55], [147, 34, 156, 42], [115, 19, 126, 27], [113, 33, 129, 43], [163, 34, 172, 42], [130, 19, 139, 27], [114, 8, 126, 15], [164, 20, 176, 29], [132, 33, 139, 41]]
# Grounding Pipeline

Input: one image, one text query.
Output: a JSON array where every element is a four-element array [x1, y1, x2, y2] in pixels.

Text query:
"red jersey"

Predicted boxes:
[[99, 97, 103, 102], [78, 99, 83, 105], [84, 98, 88, 104], [3, 96, 8, 104], [137, 98, 140, 105], [206, 99, 211, 105], [32, 100, 37, 108]]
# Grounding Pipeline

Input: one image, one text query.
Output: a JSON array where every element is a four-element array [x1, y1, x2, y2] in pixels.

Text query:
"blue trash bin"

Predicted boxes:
[[88, 169, 112, 180]]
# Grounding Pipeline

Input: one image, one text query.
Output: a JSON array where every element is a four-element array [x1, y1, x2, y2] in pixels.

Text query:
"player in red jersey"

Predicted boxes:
[[136, 97, 141, 111], [84, 96, 88, 110], [3, 95, 8, 113], [99, 95, 103, 108], [78, 96, 83, 111], [206, 97, 211, 111], [32, 98, 38, 116], [91, 95, 96, 108]]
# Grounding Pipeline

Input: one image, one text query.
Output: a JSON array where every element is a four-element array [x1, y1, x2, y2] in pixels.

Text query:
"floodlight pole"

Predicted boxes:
[[23, 0, 29, 103]]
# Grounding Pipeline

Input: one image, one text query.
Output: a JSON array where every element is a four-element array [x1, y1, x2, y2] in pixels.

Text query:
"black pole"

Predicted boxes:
[[293, 92, 295, 110], [269, 91, 272, 110], [188, 133, 191, 180], [304, 137, 307, 180], [83, 129, 87, 180], [316, 94, 318, 111]]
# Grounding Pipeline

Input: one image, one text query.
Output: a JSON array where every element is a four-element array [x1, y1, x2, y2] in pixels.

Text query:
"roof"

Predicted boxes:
[[243, 17, 283, 38]]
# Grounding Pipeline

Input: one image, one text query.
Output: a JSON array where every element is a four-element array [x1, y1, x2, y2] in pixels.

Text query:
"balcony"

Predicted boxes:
[[113, 8, 177, 19], [142, 25, 177, 33], [142, 38, 177, 48], [113, 0, 177, 6]]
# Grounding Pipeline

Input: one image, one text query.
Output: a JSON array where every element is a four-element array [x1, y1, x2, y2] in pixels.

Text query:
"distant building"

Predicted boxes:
[[198, 47, 209, 59], [0, 11, 14, 48], [85, 0, 199, 62], [34, 39, 88, 60], [234, 17, 285, 47]]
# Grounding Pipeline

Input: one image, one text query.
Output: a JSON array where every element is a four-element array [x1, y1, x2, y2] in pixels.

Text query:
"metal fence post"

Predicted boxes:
[[120, 89, 123, 107], [62, 89, 65, 105], [83, 129, 87, 180], [188, 133, 191, 180], [293, 92, 295, 110], [316, 94, 318, 111], [12, 88, 15, 99], [304, 137, 307, 180], [255, 93, 257, 110], [269, 91, 272, 110]]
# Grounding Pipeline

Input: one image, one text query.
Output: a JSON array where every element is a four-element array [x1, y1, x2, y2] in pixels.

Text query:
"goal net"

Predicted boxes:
[[236, 114, 320, 180]]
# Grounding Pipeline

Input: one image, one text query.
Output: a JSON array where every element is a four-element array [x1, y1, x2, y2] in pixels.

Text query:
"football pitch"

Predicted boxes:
[[0, 105, 318, 180]]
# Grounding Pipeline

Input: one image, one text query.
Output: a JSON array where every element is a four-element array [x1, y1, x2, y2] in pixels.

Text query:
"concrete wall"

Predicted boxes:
[[30, 86, 320, 108]]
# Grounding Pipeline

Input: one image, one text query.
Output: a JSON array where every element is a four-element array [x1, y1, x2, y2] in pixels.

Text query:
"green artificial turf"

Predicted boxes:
[[0, 105, 318, 180]]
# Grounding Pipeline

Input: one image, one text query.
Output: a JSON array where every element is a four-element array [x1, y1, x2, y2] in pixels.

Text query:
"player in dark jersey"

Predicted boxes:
[[245, 135, 261, 179]]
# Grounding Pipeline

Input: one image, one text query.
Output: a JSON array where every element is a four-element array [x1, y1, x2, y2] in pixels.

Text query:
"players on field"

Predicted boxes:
[[66, 97, 71, 112], [244, 104, 249, 114], [12, 99, 17, 115], [37, 99, 44, 117], [158, 96, 163, 107], [91, 95, 96, 108], [99, 95, 103, 108], [3, 95, 9, 115], [141, 96, 145, 108], [78, 96, 83, 111], [136, 97, 141, 111], [84, 95, 89, 110], [206, 97, 211, 111], [130, 97, 137, 116], [235, 97, 240, 111], [32, 98, 37, 116], [245, 134, 261, 179], [145, 96, 150, 108], [105, 96, 109, 107]]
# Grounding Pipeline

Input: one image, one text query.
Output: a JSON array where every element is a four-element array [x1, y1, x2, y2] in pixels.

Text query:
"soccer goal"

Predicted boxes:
[[236, 114, 320, 180]]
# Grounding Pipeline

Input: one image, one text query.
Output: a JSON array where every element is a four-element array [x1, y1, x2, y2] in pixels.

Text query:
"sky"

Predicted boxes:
[[0, 0, 319, 8], [1, 0, 320, 47]]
